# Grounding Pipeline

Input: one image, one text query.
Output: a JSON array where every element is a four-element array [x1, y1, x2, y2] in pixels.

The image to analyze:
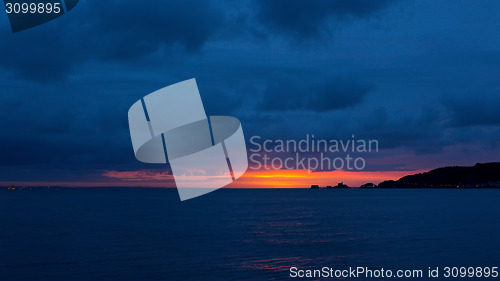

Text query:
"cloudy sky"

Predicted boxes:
[[1, 0, 499, 187]]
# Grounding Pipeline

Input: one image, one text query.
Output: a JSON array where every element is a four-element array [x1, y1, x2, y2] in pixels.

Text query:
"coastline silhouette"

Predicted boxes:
[[310, 162, 500, 189]]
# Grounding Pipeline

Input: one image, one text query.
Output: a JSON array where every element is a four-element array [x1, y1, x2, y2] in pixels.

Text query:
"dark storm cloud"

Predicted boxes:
[[356, 106, 446, 154], [0, 0, 400, 82], [443, 86, 500, 127], [200, 88, 245, 115], [85, 1, 224, 57], [248, 103, 448, 155], [1, 0, 500, 183], [259, 75, 372, 112], [0, 83, 130, 167], [0, 0, 224, 82], [0, 79, 166, 182], [255, 0, 395, 37]]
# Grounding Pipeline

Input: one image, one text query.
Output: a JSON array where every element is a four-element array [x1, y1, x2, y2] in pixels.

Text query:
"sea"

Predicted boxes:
[[1, 188, 499, 280]]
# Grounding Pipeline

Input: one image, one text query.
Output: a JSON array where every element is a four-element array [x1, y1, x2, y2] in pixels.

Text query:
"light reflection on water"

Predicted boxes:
[[0, 188, 500, 280]]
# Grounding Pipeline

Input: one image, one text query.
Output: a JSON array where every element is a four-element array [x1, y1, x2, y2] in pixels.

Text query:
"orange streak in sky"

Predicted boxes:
[[228, 169, 421, 188], [2, 169, 422, 188]]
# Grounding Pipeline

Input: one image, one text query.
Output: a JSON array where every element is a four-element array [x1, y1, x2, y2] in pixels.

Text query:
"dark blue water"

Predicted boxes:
[[1, 188, 499, 280]]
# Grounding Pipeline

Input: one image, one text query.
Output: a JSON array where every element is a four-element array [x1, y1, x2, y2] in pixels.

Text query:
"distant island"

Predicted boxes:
[[311, 182, 350, 189], [310, 162, 500, 189], [377, 162, 500, 188]]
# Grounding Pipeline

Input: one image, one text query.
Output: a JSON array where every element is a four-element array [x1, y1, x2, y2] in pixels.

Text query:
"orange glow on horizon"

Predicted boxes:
[[1, 169, 423, 189], [228, 169, 421, 188]]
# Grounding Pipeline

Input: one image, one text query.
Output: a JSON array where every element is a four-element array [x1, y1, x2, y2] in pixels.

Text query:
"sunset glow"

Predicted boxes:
[[229, 169, 422, 188], [1, 169, 420, 189]]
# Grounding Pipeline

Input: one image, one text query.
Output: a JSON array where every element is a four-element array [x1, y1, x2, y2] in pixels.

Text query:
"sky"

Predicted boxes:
[[0, 0, 499, 187]]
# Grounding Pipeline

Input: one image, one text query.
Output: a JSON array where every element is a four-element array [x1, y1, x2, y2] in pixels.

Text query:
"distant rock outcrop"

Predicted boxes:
[[378, 163, 500, 188], [309, 182, 350, 189]]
